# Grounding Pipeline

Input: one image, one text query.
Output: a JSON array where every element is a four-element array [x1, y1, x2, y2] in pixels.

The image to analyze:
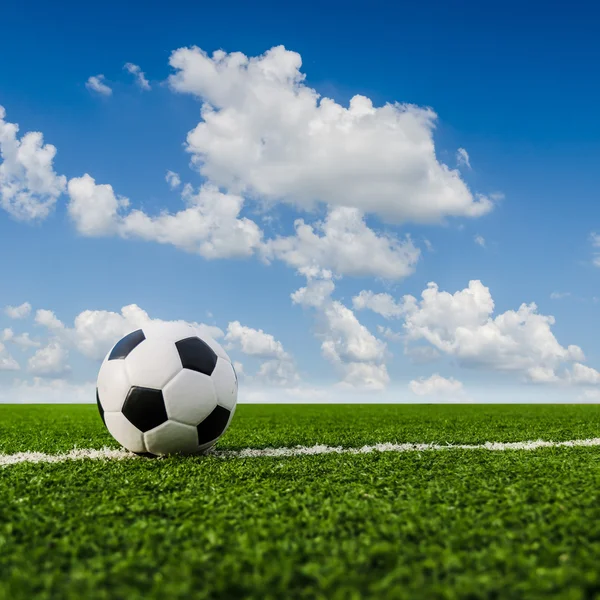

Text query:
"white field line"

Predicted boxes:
[[1, 438, 600, 467]]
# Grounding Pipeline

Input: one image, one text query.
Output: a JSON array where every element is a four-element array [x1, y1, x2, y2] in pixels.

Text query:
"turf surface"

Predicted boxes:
[[1, 404, 600, 599]]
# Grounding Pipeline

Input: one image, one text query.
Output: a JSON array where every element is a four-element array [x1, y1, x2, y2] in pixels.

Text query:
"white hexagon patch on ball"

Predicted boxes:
[[96, 322, 238, 456]]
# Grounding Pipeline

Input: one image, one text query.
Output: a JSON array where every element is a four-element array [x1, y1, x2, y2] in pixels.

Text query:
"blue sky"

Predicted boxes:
[[1, 0, 599, 402]]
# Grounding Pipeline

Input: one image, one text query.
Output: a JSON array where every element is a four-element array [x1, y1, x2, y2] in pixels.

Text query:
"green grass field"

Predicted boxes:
[[1, 404, 600, 599]]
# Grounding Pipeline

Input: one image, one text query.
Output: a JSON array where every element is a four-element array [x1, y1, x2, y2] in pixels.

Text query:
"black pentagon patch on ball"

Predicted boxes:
[[96, 388, 106, 426], [108, 329, 146, 360], [197, 405, 230, 445], [176, 336, 218, 376], [122, 386, 168, 432]]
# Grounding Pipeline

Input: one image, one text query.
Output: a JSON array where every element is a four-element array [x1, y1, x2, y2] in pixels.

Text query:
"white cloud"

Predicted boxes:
[[67, 176, 263, 259], [123, 63, 151, 91], [168, 45, 494, 224], [320, 301, 386, 364], [550, 291, 571, 300], [337, 362, 389, 390], [121, 183, 263, 259], [526, 366, 561, 383], [86, 75, 112, 96], [353, 290, 404, 318], [14, 332, 40, 349], [2, 328, 41, 349], [35, 309, 65, 331], [4, 301, 31, 319], [256, 359, 299, 386], [28, 340, 70, 376], [263, 206, 420, 280], [292, 274, 388, 389], [68, 304, 151, 360], [67, 174, 129, 236], [377, 326, 403, 342], [567, 363, 600, 385], [528, 362, 600, 387], [456, 148, 471, 169], [196, 323, 224, 340], [34, 303, 223, 363], [0, 106, 66, 221], [0, 341, 19, 371], [34, 304, 148, 360], [409, 374, 464, 397], [165, 170, 181, 189], [401, 280, 586, 381], [225, 320, 298, 385], [225, 320, 288, 359], [474, 234, 486, 247], [290, 270, 335, 308]]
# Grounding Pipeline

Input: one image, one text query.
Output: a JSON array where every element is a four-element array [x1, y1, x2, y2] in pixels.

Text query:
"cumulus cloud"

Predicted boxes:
[[67, 176, 263, 259], [401, 280, 587, 382], [67, 174, 129, 236], [35, 309, 65, 331], [525, 366, 561, 383], [165, 170, 181, 189], [64, 46, 497, 280], [264, 206, 420, 280], [0, 341, 19, 371], [67, 304, 151, 360], [456, 148, 471, 169], [225, 321, 298, 385], [567, 363, 600, 385], [29, 304, 299, 385], [474, 234, 486, 247], [70, 173, 416, 277], [197, 323, 224, 340], [121, 183, 263, 259], [4, 302, 32, 319], [409, 374, 464, 397], [353, 290, 404, 319], [86, 75, 112, 96], [320, 301, 386, 364], [28, 340, 70, 376], [14, 333, 41, 349], [292, 273, 388, 389], [0, 106, 67, 221], [225, 320, 288, 358], [290, 269, 335, 308], [376, 326, 403, 342], [33, 302, 223, 364], [124, 63, 151, 90], [2, 328, 41, 349], [168, 45, 494, 224], [33, 303, 147, 360]]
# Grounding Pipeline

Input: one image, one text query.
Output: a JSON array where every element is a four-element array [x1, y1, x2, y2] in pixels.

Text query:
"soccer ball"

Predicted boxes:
[[96, 321, 237, 456]]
